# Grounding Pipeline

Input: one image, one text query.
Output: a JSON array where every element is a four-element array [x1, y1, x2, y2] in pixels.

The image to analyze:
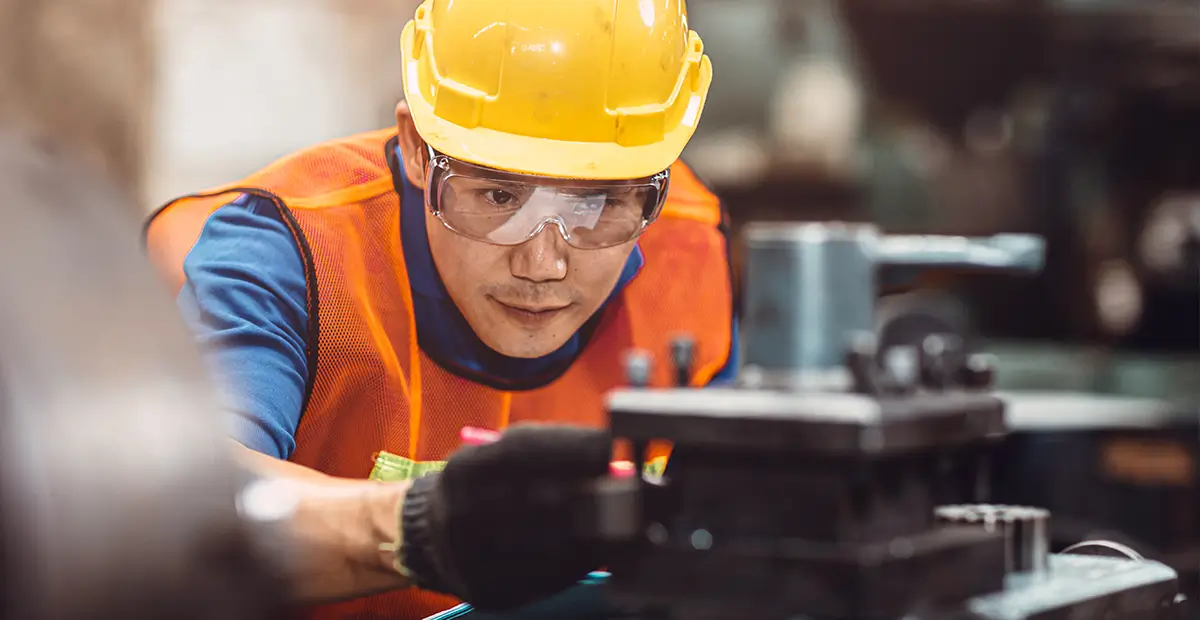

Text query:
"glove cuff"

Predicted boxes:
[[399, 473, 457, 596]]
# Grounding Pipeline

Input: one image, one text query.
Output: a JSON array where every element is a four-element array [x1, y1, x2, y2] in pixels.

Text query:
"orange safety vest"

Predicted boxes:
[[144, 129, 733, 620]]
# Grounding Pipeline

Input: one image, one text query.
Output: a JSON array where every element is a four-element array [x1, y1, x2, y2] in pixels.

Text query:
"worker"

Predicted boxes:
[[144, 0, 734, 618]]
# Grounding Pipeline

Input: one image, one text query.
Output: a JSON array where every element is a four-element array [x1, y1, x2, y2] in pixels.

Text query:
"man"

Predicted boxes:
[[145, 0, 736, 618]]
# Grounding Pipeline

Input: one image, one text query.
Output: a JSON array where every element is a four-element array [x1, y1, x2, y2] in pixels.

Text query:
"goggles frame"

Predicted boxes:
[[422, 145, 671, 250]]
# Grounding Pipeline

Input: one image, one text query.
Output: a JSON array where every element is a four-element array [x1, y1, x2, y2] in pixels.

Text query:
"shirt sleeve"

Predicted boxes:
[[706, 316, 740, 387], [706, 193, 740, 388], [175, 194, 310, 459]]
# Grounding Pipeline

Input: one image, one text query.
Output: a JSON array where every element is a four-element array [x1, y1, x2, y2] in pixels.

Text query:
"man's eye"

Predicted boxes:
[[483, 190, 517, 206], [571, 196, 603, 209]]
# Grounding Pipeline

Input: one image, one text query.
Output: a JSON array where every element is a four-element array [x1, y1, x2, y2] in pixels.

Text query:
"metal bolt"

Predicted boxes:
[[963, 353, 997, 390], [669, 334, 696, 387], [624, 350, 653, 388]]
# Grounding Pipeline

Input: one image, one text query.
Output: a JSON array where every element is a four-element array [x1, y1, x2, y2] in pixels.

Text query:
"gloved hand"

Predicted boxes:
[[399, 423, 612, 611]]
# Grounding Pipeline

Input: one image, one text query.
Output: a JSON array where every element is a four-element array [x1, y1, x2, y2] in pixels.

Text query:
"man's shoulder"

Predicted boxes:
[[234, 128, 398, 202], [662, 159, 722, 227], [266, 128, 396, 171]]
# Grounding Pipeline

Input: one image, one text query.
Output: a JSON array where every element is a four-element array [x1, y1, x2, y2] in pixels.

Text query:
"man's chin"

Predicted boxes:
[[476, 323, 577, 360], [490, 332, 573, 359]]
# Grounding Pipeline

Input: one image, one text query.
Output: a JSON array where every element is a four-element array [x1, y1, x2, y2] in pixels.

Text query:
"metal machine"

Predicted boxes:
[[597, 224, 1183, 620]]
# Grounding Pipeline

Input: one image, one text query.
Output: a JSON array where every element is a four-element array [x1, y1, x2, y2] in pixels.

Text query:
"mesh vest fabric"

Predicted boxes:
[[144, 129, 733, 619]]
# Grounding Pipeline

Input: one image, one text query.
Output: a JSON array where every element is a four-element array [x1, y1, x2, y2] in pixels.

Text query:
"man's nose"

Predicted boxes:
[[509, 224, 569, 282]]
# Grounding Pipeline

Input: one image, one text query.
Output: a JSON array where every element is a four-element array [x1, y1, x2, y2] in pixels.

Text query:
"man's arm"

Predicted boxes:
[[177, 195, 309, 459], [707, 317, 740, 386], [233, 443, 412, 602], [177, 197, 410, 601]]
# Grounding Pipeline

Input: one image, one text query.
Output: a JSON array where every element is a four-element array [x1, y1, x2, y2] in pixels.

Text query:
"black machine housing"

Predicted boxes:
[[587, 224, 1186, 620], [599, 344, 1183, 620]]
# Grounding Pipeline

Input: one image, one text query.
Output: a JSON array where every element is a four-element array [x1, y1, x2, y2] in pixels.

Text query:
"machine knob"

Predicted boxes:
[[624, 349, 653, 388], [669, 334, 696, 387], [936, 504, 1050, 575]]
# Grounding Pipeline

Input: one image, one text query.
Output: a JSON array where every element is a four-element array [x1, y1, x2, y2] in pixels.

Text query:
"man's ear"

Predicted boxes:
[[394, 101, 428, 189]]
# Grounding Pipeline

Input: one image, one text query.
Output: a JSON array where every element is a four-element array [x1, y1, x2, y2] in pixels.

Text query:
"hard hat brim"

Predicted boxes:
[[401, 47, 712, 181]]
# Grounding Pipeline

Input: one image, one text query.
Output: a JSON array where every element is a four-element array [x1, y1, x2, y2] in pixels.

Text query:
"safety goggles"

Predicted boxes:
[[424, 147, 670, 250]]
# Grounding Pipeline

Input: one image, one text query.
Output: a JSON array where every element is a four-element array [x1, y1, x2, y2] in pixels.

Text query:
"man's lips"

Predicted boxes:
[[490, 297, 572, 326], [491, 298, 571, 314]]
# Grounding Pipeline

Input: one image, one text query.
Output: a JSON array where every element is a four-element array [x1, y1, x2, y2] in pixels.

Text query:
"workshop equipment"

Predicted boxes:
[[600, 224, 1182, 620], [739, 223, 1043, 386], [991, 390, 1200, 604]]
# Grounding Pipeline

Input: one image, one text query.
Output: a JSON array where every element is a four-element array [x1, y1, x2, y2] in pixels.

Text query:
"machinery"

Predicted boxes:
[[596, 224, 1185, 620], [426, 223, 1188, 620]]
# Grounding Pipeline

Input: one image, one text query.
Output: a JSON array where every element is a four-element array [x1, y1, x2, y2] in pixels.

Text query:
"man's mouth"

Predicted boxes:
[[490, 297, 571, 326]]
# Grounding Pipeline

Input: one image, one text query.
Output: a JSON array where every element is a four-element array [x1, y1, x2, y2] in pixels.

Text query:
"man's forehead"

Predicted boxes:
[[443, 156, 658, 189]]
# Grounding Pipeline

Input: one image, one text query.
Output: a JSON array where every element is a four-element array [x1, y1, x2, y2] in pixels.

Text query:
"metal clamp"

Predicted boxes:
[[740, 223, 1045, 386]]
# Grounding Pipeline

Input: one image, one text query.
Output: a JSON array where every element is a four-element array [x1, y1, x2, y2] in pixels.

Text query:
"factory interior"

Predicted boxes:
[[0, 0, 1197, 619]]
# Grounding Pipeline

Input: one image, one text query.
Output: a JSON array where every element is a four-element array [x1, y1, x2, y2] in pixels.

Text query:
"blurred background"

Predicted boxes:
[[1, 0, 1198, 599], [3, 0, 1196, 365]]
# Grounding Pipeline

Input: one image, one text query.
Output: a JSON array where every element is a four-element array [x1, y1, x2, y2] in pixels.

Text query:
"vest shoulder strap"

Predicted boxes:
[[662, 160, 723, 227]]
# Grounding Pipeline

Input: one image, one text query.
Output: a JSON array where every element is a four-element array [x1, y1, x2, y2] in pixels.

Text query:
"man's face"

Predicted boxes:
[[426, 213, 636, 358], [396, 103, 639, 359]]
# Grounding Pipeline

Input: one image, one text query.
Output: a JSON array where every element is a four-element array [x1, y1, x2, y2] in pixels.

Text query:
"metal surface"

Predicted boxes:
[[741, 222, 876, 377], [740, 223, 1045, 382], [1063, 540, 1147, 562], [966, 553, 1179, 620], [936, 505, 1051, 574], [428, 553, 1181, 620], [0, 131, 282, 619], [605, 388, 1006, 455]]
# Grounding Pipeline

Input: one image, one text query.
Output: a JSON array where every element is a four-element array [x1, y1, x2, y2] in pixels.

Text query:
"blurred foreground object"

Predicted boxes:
[[0, 0, 153, 199], [0, 0, 420, 211], [0, 130, 284, 619]]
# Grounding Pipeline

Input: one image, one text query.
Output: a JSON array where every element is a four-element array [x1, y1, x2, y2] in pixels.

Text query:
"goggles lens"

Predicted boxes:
[[425, 150, 669, 249]]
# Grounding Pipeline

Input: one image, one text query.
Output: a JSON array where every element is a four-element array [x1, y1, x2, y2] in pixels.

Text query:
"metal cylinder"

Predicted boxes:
[[936, 504, 1051, 575], [742, 222, 878, 379]]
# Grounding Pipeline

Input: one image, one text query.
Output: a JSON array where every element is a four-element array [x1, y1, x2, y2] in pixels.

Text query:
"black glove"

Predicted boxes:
[[400, 423, 612, 611]]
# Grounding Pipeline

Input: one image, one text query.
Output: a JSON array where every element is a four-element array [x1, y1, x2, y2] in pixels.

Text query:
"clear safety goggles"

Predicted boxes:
[[424, 147, 670, 250]]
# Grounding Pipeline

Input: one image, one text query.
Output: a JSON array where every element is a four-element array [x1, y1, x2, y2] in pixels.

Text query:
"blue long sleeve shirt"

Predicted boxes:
[[177, 148, 739, 459]]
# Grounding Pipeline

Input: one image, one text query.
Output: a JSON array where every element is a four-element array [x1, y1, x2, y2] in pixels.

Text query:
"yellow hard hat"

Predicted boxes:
[[400, 0, 712, 180]]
